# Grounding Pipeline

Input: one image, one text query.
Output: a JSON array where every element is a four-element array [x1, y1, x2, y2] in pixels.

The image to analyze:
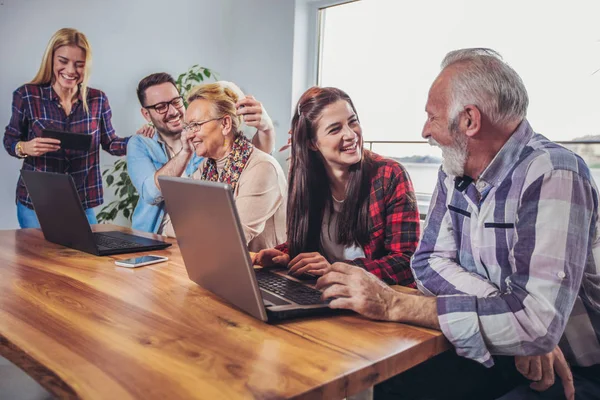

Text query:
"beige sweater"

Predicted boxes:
[[189, 148, 288, 252]]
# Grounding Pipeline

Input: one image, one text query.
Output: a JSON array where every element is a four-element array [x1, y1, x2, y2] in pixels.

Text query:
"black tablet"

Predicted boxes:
[[42, 129, 92, 151]]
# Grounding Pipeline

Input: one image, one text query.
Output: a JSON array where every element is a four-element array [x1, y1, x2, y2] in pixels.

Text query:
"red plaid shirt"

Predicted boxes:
[[277, 153, 420, 286], [3, 84, 129, 209]]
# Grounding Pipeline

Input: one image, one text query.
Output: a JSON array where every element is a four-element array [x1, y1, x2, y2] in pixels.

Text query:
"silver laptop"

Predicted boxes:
[[159, 176, 335, 322]]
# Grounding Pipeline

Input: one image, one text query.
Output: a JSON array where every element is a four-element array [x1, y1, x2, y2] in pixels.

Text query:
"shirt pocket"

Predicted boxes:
[[484, 222, 515, 229], [30, 119, 57, 138]]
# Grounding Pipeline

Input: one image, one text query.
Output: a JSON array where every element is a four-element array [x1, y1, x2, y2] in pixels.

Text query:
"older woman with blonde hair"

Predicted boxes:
[[183, 82, 287, 251], [3, 28, 140, 228]]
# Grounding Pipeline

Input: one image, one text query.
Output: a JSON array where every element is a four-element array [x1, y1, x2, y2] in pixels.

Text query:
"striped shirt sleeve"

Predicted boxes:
[[411, 168, 500, 298], [435, 169, 596, 366]]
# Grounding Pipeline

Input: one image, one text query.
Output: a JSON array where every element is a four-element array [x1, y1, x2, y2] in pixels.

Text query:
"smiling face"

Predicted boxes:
[[185, 98, 231, 159], [141, 82, 185, 137], [312, 100, 363, 172], [52, 45, 85, 90], [422, 68, 469, 176]]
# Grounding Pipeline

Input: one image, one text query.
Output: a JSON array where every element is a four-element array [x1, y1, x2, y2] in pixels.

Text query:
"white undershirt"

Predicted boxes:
[[320, 198, 366, 262]]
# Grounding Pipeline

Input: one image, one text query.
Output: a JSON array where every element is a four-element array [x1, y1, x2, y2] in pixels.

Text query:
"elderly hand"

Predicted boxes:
[[136, 124, 155, 138], [288, 252, 330, 277], [317, 262, 397, 320], [180, 129, 194, 154], [236, 95, 274, 133], [515, 346, 574, 400], [254, 248, 290, 267]]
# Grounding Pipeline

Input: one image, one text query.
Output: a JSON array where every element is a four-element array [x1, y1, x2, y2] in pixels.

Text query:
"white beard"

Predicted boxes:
[[429, 133, 468, 177]]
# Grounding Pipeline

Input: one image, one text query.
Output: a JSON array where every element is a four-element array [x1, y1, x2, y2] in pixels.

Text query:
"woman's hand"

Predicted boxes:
[[21, 138, 61, 157], [288, 252, 331, 277], [180, 129, 194, 154], [136, 124, 155, 138], [254, 248, 290, 267]]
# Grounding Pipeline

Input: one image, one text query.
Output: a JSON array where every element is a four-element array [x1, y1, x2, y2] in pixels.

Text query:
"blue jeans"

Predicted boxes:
[[17, 202, 97, 228]]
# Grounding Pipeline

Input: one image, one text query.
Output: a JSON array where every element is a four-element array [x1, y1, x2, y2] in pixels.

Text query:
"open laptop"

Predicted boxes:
[[21, 170, 171, 256], [159, 176, 336, 322]]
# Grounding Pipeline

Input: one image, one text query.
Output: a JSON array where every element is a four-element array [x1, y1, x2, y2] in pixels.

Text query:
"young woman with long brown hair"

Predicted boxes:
[[255, 87, 419, 286]]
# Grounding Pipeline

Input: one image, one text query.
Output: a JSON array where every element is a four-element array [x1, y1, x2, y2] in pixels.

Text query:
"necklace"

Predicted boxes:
[[332, 194, 345, 203]]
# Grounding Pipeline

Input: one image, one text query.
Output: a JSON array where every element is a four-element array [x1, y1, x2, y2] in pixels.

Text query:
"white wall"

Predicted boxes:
[[0, 0, 295, 229], [227, 0, 296, 165]]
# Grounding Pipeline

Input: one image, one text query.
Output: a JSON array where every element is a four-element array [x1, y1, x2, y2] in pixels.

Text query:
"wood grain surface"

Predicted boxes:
[[0, 226, 449, 399]]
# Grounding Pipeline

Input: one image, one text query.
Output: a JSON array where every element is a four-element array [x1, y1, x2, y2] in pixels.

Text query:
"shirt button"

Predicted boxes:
[[557, 271, 566, 279]]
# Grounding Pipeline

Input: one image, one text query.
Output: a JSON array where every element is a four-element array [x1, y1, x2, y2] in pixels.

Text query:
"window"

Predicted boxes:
[[317, 0, 600, 196]]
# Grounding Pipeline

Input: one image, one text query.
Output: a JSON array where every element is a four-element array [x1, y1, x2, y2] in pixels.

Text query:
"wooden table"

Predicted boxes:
[[0, 225, 450, 399]]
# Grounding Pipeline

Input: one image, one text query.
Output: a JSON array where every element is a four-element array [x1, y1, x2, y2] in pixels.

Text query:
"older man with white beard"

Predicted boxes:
[[316, 48, 600, 399]]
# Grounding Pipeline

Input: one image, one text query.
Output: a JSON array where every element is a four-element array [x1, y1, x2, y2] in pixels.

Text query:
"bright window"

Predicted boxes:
[[318, 0, 600, 195]]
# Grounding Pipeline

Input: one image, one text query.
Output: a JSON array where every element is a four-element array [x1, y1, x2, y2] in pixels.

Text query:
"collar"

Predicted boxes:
[[454, 175, 474, 192], [45, 83, 83, 103], [477, 119, 534, 188]]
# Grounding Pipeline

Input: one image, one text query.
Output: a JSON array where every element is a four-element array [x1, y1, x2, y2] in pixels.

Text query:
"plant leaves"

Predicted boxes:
[[106, 175, 114, 186]]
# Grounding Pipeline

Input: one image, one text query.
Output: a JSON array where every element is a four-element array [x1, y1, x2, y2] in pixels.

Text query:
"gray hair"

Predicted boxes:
[[441, 48, 529, 127]]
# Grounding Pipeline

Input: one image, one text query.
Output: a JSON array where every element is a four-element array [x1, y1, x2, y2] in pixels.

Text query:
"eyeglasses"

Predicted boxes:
[[182, 117, 224, 134], [144, 96, 184, 114]]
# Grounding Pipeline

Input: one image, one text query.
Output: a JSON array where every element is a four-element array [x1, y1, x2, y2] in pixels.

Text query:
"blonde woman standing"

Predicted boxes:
[[3, 28, 137, 228]]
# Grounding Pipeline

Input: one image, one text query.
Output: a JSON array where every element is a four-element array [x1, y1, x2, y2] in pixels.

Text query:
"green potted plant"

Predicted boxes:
[[97, 65, 218, 223]]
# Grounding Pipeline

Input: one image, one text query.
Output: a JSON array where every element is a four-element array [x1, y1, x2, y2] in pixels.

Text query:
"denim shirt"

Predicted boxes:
[[127, 133, 203, 233]]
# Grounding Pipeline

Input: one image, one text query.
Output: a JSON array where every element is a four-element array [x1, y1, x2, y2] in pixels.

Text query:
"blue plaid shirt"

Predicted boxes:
[[412, 120, 600, 368], [127, 132, 203, 234]]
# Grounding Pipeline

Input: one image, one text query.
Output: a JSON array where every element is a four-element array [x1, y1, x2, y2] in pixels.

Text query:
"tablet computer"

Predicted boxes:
[[42, 129, 92, 151]]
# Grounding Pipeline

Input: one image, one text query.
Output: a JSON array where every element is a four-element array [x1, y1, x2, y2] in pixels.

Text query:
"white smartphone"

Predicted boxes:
[[114, 255, 168, 268]]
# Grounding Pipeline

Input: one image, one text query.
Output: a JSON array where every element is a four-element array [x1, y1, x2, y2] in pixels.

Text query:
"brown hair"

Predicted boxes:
[[136, 72, 177, 106], [287, 86, 373, 259]]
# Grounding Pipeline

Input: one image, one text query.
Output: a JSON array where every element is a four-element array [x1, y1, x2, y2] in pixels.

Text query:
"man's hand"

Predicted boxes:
[[288, 252, 331, 277], [515, 346, 574, 400], [236, 95, 274, 134], [22, 138, 61, 156], [254, 248, 290, 267], [136, 124, 155, 138], [316, 262, 398, 320]]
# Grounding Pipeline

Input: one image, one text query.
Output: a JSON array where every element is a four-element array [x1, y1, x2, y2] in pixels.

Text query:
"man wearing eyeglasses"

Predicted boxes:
[[127, 72, 276, 235]]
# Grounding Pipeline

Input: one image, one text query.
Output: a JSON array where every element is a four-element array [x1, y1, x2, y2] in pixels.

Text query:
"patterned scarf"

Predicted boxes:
[[201, 135, 254, 191]]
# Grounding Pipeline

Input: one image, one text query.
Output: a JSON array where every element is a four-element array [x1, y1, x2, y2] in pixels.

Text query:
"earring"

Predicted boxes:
[[223, 139, 229, 148]]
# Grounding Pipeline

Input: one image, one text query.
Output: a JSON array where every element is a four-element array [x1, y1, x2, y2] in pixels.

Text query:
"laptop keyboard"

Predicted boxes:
[[94, 233, 141, 249], [255, 270, 325, 305]]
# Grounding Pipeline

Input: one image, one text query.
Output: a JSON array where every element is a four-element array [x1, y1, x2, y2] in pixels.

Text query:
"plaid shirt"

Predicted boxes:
[[276, 152, 420, 286], [3, 84, 129, 209], [411, 120, 600, 368]]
